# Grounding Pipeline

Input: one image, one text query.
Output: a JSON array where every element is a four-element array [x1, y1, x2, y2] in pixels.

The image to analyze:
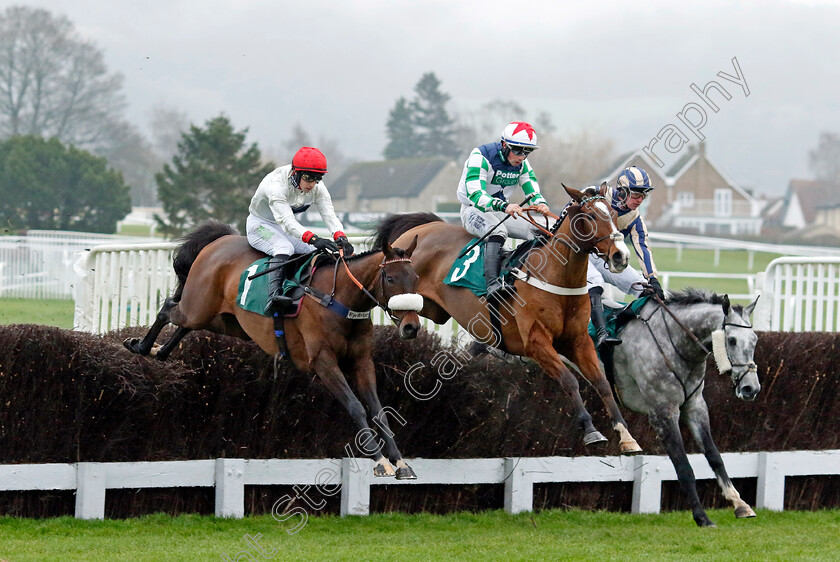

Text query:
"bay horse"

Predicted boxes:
[[373, 185, 643, 454], [123, 220, 423, 479], [605, 289, 760, 526]]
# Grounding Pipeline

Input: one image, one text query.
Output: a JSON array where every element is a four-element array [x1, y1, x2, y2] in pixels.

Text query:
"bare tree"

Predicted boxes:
[[809, 131, 840, 183], [0, 6, 126, 146], [149, 105, 190, 161], [528, 126, 616, 206]]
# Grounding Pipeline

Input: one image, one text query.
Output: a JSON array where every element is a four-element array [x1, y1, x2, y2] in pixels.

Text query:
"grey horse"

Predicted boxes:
[[605, 288, 760, 527]]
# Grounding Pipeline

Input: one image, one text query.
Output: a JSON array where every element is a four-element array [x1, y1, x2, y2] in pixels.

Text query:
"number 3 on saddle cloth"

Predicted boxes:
[[444, 239, 533, 297]]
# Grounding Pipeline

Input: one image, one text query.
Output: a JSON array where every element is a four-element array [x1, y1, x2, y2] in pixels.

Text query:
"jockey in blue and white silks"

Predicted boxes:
[[587, 166, 664, 349], [456, 121, 553, 300]]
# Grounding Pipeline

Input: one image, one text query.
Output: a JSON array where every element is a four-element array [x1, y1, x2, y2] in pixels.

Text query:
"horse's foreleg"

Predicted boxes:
[[123, 297, 178, 356], [313, 353, 395, 478], [525, 323, 607, 446], [567, 338, 641, 455], [685, 399, 756, 519], [352, 356, 416, 480], [649, 409, 715, 527]]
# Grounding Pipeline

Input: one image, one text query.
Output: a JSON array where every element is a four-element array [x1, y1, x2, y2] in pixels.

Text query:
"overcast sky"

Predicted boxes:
[[12, 0, 840, 196]]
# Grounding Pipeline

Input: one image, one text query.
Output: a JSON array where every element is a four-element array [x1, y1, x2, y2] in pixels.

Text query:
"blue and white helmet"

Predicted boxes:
[[617, 167, 653, 193]]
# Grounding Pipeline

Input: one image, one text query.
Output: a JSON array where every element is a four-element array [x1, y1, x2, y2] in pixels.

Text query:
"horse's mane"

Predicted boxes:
[[666, 287, 727, 307], [371, 212, 444, 250]]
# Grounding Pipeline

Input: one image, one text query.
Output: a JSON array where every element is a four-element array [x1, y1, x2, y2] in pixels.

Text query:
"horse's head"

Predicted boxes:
[[563, 183, 629, 273], [713, 294, 761, 401], [380, 235, 422, 340]]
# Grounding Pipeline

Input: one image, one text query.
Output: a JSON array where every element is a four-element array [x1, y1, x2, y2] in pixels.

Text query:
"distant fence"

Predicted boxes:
[[0, 231, 157, 300], [1, 450, 838, 520], [754, 257, 840, 331]]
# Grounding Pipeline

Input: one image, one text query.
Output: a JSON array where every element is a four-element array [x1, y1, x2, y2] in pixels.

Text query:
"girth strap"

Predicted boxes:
[[508, 267, 588, 296]]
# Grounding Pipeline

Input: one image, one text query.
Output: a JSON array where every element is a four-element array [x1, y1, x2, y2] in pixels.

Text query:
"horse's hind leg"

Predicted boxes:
[[650, 408, 715, 527], [525, 322, 607, 446], [123, 297, 178, 356], [685, 398, 756, 519], [352, 355, 416, 480]]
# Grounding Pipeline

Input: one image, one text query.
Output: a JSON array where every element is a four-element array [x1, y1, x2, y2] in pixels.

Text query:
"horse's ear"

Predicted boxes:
[[383, 238, 395, 259], [744, 294, 760, 319], [563, 183, 584, 202], [722, 294, 731, 315], [405, 234, 418, 258], [600, 181, 608, 196]]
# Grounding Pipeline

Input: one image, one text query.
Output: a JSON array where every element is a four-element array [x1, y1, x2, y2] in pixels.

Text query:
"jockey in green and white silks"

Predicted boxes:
[[586, 166, 664, 350], [456, 121, 553, 300]]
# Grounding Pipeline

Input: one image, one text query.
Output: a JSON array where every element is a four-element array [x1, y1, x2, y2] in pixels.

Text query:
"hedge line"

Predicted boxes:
[[1, 324, 837, 517]]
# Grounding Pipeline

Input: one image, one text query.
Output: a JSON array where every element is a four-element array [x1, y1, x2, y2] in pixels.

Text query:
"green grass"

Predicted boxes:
[[0, 297, 74, 329], [0, 509, 837, 561]]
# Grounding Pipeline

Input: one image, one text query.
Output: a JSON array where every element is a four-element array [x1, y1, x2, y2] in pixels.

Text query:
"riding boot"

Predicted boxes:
[[484, 235, 506, 301], [589, 287, 621, 349], [265, 255, 293, 317]]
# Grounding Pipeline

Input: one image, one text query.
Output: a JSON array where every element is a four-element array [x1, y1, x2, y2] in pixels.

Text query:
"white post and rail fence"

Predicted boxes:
[[68, 240, 840, 336], [1, 450, 838, 520]]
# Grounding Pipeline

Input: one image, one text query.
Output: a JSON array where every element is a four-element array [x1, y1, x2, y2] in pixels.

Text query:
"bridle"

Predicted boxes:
[[332, 251, 419, 324], [638, 293, 757, 401], [519, 195, 622, 256]]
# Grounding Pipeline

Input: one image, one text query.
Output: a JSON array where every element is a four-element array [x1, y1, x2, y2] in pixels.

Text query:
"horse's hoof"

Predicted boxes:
[[373, 462, 396, 478], [583, 431, 608, 446], [619, 439, 643, 456], [735, 505, 757, 518], [123, 338, 141, 354], [697, 517, 717, 528], [395, 466, 417, 480]]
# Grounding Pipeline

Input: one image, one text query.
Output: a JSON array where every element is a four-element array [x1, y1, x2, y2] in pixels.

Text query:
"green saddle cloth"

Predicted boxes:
[[444, 240, 489, 297], [587, 296, 651, 343], [236, 256, 312, 316]]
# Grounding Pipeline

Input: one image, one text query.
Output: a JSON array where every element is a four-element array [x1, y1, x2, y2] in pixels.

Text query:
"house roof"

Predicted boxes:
[[330, 157, 452, 200], [596, 150, 665, 186], [788, 179, 840, 222]]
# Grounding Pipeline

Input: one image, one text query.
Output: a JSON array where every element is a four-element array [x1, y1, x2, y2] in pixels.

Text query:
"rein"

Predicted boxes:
[[304, 250, 415, 323], [512, 196, 617, 296], [637, 292, 756, 401]]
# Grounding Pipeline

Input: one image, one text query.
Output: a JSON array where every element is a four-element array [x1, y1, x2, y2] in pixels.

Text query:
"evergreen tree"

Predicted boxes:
[[383, 73, 458, 160], [0, 135, 131, 233], [383, 97, 417, 159], [410, 73, 458, 159], [155, 115, 275, 236]]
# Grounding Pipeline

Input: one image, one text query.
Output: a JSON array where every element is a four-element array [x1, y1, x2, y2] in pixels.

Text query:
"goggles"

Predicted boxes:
[[630, 189, 650, 199], [507, 145, 535, 156], [300, 172, 324, 183]]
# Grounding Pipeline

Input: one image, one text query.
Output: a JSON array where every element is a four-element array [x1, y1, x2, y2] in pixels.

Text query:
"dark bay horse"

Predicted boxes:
[[604, 289, 760, 526], [123, 220, 422, 479], [374, 185, 643, 454]]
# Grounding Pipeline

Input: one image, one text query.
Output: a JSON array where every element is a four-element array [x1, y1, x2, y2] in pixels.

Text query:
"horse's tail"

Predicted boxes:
[[371, 212, 444, 249], [172, 220, 238, 289]]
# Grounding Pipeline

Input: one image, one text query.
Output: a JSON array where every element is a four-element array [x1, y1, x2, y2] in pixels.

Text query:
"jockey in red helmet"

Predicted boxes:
[[247, 147, 354, 316]]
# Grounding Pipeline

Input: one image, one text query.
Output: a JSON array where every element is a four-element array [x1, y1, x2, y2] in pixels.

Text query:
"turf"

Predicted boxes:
[[0, 509, 837, 561]]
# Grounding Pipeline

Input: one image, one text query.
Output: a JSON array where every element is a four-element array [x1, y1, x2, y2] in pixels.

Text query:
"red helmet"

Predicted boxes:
[[292, 147, 328, 174]]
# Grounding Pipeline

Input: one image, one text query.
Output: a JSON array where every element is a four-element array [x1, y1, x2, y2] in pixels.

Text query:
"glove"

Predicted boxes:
[[336, 235, 354, 256], [646, 277, 665, 300], [309, 234, 339, 254]]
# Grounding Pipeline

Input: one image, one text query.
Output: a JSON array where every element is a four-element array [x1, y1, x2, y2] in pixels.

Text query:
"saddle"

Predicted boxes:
[[587, 296, 652, 351]]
